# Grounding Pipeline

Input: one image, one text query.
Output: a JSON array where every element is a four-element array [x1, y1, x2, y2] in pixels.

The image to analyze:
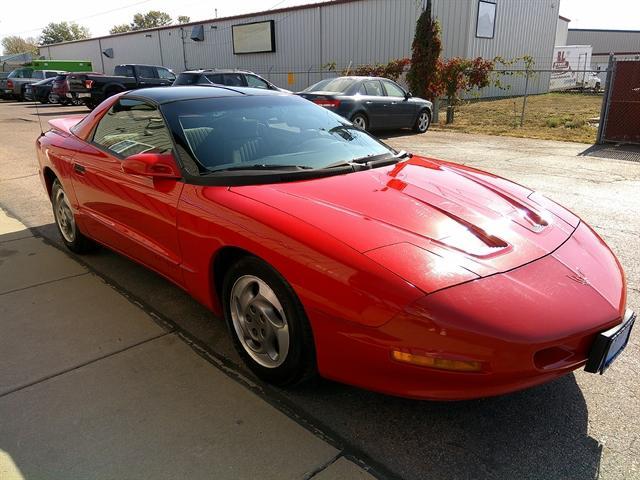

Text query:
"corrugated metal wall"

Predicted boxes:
[[567, 29, 640, 76], [467, 0, 559, 97], [42, 0, 557, 95], [432, 0, 471, 58], [567, 29, 640, 56]]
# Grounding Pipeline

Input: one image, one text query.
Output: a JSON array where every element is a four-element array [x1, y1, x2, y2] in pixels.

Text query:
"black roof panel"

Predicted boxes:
[[123, 85, 287, 104]]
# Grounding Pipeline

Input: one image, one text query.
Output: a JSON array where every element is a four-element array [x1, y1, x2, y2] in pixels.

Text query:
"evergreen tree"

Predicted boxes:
[[406, 1, 442, 100]]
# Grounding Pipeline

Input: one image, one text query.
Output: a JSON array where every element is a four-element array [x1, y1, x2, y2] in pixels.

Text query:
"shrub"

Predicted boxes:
[[546, 117, 560, 128], [344, 58, 410, 82]]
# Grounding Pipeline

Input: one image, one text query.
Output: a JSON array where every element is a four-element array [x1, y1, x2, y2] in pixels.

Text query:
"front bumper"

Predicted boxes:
[[311, 223, 629, 400]]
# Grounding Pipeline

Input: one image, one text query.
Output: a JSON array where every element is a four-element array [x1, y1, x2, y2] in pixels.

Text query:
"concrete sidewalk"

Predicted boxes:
[[0, 208, 374, 480]]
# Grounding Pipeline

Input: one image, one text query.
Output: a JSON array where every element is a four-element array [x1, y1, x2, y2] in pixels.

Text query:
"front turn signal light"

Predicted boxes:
[[391, 350, 484, 372]]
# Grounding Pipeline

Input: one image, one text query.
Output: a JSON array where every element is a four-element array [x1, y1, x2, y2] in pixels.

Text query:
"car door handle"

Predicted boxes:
[[73, 163, 86, 174]]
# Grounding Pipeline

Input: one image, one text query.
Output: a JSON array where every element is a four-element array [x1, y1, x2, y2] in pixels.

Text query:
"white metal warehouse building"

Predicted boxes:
[[567, 28, 640, 72], [39, 0, 560, 94]]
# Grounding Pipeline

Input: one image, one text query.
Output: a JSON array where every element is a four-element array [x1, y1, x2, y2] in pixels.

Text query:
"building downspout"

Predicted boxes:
[[181, 28, 188, 71], [98, 38, 105, 73], [158, 31, 164, 66], [318, 6, 323, 79]]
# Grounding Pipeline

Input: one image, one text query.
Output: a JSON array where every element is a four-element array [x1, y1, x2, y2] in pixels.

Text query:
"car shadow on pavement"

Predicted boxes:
[[29, 222, 603, 480], [29, 109, 88, 117]]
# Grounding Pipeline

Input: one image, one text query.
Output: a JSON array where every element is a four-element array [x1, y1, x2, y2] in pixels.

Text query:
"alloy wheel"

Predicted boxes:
[[417, 111, 430, 132], [230, 275, 290, 368], [54, 188, 76, 243], [352, 115, 367, 130]]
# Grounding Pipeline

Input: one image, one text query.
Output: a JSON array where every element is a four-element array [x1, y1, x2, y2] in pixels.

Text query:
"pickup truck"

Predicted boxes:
[[68, 64, 176, 109], [2, 68, 65, 100]]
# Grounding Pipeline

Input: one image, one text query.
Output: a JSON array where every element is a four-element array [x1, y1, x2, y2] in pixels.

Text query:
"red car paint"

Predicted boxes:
[[36, 94, 629, 400]]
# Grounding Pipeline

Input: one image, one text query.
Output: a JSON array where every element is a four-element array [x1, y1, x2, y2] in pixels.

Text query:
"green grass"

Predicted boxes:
[[433, 93, 602, 143]]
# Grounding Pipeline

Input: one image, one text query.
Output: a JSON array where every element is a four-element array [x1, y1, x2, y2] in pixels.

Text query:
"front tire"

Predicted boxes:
[[413, 109, 431, 133], [51, 179, 96, 254], [222, 256, 316, 386]]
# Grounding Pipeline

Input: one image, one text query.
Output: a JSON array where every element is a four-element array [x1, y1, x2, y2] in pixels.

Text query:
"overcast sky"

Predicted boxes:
[[0, 0, 638, 52]]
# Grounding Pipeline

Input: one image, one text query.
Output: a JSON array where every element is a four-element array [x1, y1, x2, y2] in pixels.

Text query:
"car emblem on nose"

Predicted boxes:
[[567, 268, 590, 285]]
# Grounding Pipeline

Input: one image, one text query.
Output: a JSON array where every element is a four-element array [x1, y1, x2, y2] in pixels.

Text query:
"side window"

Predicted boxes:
[[33, 71, 45, 80], [92, 99, 174, 158], [222, 73, 245, 87], [357, 83, 367, 95], [137, 66, 157, 79], [158, 68, 175, 81], [246, 74, 269, 89], [363, 80, 383, 96], [45, 71, 59, 79], [114, 65, 135, 77], [382, 80, 406, 97], [205, 74, 223, 84]]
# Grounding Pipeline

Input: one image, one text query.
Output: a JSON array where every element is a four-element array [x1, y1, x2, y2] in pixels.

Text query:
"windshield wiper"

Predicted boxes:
[[394, 150, 412, 159], [206, 164, 314, 174]]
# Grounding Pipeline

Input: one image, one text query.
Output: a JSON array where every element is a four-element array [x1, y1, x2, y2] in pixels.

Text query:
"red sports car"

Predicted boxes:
[[36, 86, 635, 400]]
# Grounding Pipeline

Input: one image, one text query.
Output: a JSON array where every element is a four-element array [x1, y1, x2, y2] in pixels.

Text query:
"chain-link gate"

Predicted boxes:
[[598, 57, 640, 144]]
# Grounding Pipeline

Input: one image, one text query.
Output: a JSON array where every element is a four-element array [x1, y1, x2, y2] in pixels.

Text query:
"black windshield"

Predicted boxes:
[[161, 95, 394, 176]]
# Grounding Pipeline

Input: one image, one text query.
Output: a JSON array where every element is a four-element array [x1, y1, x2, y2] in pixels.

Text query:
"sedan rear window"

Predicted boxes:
[[304, 78, 355, 93]]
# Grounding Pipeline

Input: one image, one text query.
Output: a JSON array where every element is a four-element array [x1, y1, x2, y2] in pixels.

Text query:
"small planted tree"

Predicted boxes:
[[432, 57, 495, 123], [406, 1, 442, 100]]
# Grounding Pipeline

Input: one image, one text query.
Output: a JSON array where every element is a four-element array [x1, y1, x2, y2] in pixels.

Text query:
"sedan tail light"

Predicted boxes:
[[84, 79, 94, 89], [313, 98, 341, 108], [7, 80, 13, 88]]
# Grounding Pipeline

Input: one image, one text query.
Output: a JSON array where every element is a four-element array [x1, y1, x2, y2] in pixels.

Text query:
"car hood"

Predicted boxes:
[[231, 156, 579, 291]]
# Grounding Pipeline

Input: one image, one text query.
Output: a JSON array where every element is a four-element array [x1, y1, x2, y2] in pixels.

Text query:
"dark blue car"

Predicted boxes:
[[297, 76, 433, 133]]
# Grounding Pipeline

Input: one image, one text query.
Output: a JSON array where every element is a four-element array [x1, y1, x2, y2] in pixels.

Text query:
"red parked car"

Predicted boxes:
[[51, 73, 103, 105], [36, 87, 634, 400]]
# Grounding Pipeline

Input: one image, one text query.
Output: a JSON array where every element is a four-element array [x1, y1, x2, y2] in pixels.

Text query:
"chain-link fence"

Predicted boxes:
[[432, 67, 607, 144], [598, 57, 640, 144]]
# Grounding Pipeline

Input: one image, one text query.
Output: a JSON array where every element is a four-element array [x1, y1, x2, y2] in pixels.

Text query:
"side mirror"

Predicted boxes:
[[122, 152, 181, 179], [405, 91, 413, 99]]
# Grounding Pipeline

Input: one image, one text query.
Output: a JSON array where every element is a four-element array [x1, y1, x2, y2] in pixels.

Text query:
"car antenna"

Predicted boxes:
[[33, 95, 44, 135]]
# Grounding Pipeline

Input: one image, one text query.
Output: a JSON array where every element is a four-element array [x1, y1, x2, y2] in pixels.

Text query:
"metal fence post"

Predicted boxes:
[[596, 53, 615, 144], [432, 97, 439, 124], [520, 69, 530, 127]]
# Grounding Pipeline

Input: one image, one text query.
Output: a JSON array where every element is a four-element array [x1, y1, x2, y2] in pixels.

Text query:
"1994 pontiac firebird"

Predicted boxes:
[[36, 86, 635, 400]]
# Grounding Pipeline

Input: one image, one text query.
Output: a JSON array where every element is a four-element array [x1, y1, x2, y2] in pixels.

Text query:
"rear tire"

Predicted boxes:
[[222, 256, 317, 386], [351, 113, 369, 131], [51, 179, 97, 254]]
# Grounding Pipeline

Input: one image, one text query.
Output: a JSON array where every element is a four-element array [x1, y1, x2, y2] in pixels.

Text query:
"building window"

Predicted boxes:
[[476, 0, 497, 39]]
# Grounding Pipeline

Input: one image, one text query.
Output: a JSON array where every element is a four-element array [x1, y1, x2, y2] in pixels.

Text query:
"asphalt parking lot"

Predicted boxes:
[[1, 100, 639, 480]]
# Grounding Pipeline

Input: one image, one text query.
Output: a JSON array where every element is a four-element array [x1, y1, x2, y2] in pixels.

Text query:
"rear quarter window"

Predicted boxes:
[[92, 99, 174, 158]]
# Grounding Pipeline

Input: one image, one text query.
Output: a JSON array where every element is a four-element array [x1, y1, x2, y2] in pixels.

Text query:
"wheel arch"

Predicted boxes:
[[42, 166, 58, 199], [211, 245, 256, 309], [104, 83, 126, 97]]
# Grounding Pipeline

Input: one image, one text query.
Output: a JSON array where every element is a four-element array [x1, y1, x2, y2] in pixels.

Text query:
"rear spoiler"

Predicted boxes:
[[47, 115, 85, 134]]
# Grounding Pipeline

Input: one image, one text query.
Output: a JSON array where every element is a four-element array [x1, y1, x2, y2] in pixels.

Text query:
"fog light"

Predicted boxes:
[[391, 350, 484, 372]]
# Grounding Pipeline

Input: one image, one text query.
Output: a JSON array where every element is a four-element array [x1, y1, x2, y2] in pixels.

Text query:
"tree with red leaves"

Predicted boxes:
[[431, 57, 496, 123]]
